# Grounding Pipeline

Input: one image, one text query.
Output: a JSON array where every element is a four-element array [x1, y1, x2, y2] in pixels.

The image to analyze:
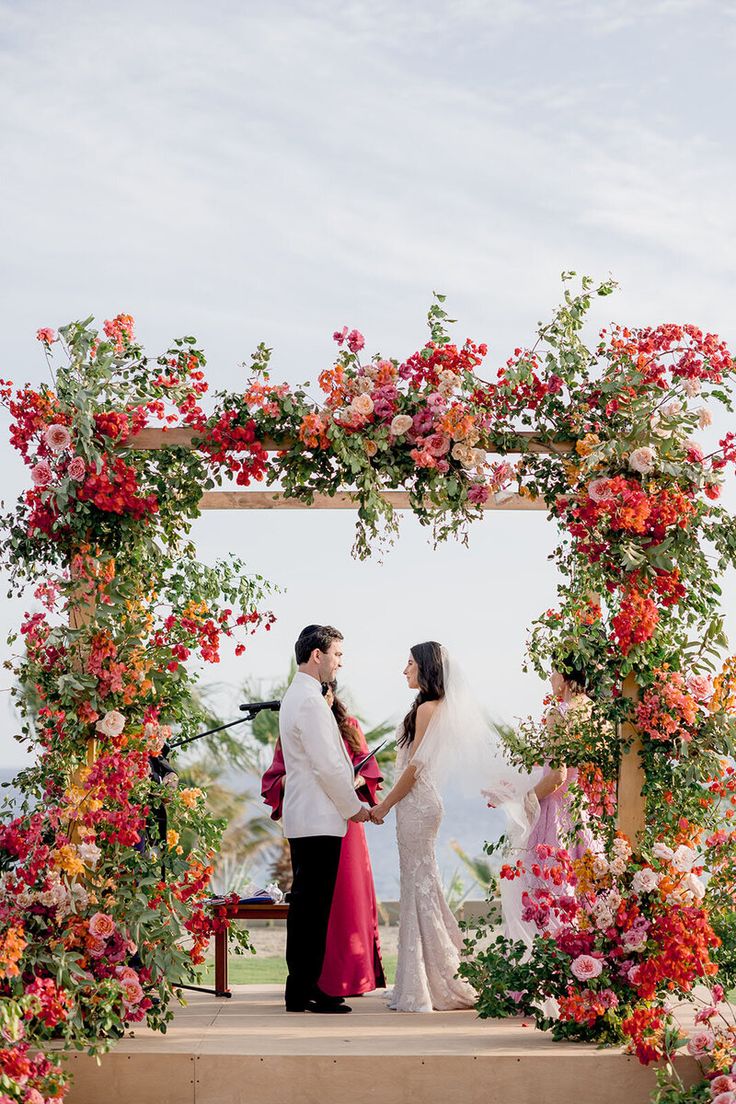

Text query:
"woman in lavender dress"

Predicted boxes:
[[492, 663, 594, 950]]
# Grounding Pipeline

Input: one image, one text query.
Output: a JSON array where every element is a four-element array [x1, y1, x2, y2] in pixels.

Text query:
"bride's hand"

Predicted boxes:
[[370, 804, 387, 824]]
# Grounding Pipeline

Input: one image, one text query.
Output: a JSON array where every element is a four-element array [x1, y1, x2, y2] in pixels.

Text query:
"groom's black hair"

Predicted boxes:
[[294, 625, 343, 665]]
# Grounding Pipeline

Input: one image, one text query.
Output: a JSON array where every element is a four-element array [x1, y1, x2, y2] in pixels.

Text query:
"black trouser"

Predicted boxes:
[[285, 835, 342, 1008]]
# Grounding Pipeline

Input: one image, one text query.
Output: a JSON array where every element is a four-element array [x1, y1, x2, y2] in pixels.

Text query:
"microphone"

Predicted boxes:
[[239, 700, 281, 714]]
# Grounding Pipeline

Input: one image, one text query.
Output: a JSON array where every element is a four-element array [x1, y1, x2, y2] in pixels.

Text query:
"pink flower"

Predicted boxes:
[[686, 1027, 715, 1057], [714, 1078, 736, 1094], [44, 423, 71, 452], [121, 977, 144, 1006], [332, 326, 348, 345], [87, 937, 107, 957], [88, 911, 116, 940], [698, 407, 713, 428], [687, 674, 713, 702], [425, 432, 451, 458], [468, 483, 490, 506], [36, 327, 56, 344], [24, 1090, 45, 1104], [687, 441, 704, 463], [711, 1092, 735, 1104], [30, 460, 53, 487], [346, 329, 365, 354], [587, 477, 614, 503], [570, 954, 603, 982], [68, 456, 86, 481]]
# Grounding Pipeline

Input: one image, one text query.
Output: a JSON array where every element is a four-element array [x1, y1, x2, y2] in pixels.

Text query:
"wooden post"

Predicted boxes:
[[616, 672, 646, 846], [68, 553, 99, 842]]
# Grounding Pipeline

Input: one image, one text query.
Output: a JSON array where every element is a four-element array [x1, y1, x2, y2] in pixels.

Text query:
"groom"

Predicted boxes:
[[280, 624, 370, 1014]]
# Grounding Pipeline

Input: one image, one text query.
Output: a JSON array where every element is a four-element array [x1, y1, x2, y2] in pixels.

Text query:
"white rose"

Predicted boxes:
[[650, 414, 671, 438], [96, 709, 126, 738], [628, 446, 656, 475], [592, 855, 609, 877], [681, 378, 702, 397], [612, 837, 632, 861], [698, 407, 713, 428], [632, 867, 660, 895], [671, 845, 697, 872], [684, 872, 706, 900], [609, 857, 627, 876], [661, 400, 683, 417], [78, 842, 102, 868], [652, 842, 674, 863]]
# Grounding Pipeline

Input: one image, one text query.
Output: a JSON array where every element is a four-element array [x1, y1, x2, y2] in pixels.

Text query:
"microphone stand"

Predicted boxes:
[[171, 700, 280, 998]]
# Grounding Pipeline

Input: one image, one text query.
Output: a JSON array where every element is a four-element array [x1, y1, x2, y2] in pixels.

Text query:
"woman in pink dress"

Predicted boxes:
[[261, 680, 386, 997]]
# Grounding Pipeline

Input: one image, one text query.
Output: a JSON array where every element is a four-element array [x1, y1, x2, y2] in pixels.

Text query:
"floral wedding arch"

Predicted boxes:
[[2, 276, 736, 1103]]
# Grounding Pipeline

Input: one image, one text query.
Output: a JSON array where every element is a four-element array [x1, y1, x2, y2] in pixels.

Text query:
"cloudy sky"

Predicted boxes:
[[2, 0, 736, 781]]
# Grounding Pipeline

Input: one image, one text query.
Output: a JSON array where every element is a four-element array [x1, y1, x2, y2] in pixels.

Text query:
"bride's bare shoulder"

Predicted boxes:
[[416, 700, 439, 722]]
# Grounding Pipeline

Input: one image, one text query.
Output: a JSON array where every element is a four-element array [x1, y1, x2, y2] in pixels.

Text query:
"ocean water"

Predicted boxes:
[[0, 766, 504, 898]]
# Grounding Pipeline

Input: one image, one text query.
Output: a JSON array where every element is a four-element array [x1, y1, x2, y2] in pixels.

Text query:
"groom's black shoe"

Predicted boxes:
[[306, 999, 352, 1014]]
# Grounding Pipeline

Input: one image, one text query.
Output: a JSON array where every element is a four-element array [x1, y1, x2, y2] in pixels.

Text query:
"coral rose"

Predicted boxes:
[[88, 912, 115, 940], [36, 327, 56, 344], [44, 424, 71, 452], [587, 477, 614, 503], [570, 955, 603, 981], [68, 456, 86, 481], [121, 977, 144, 1006], [425, 432, 451, 458], [686, 1028, 715, 1057], [686, 674, 713, 702], [30, 460, 53, 487]]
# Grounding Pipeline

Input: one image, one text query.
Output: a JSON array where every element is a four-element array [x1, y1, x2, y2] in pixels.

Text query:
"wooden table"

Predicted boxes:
[[212, 902, 289, 997]]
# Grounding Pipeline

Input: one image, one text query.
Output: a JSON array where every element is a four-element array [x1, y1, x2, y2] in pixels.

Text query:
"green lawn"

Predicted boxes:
[[196, 954, 397, 986]]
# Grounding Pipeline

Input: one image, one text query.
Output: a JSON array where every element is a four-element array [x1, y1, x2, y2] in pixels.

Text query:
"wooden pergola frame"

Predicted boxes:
[[124, 427, 646, 843]]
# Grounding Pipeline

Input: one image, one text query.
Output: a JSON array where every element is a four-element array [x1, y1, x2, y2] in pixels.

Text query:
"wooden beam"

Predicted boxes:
[[197, 490, 546, 510], [616, 672, 646, 846], [127, 427, 572, 455]]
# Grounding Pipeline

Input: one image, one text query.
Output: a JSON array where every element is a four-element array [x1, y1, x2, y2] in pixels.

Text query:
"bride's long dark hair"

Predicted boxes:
[[398, 641, 445, 748]]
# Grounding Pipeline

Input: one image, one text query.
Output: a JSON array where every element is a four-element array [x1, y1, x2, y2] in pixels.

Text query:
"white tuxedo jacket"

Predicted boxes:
[[279, 672, 362, 838]]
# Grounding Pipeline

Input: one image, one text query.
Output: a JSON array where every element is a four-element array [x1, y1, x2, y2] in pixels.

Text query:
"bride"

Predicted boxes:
[[369, 641, 477, 1013]]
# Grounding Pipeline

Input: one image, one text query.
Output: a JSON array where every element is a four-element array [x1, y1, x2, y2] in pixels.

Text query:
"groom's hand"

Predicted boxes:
[[349, 807, 370, 823]]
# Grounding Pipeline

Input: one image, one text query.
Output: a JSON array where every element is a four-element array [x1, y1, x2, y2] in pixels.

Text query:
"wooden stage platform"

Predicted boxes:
[[64, 985, 701, 1104]]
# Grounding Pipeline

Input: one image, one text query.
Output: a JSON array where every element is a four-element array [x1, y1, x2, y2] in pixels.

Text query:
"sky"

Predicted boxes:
[[2, 0, 736, 785]]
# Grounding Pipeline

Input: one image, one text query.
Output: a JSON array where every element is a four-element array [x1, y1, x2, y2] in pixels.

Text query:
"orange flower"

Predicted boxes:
[[0, 925, 27, 978]]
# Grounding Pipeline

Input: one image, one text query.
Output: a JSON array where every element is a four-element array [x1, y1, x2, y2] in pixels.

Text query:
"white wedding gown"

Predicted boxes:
[[389, 741, 476, 1013]]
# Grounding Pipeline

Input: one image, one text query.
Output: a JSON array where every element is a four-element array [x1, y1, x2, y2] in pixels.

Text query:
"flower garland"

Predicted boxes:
[[3, 281, 736, 1104]]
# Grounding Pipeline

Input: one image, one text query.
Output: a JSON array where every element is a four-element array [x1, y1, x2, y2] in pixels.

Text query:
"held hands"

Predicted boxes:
[[350, 806, 370, 823], [369, 803, 388, 825]]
